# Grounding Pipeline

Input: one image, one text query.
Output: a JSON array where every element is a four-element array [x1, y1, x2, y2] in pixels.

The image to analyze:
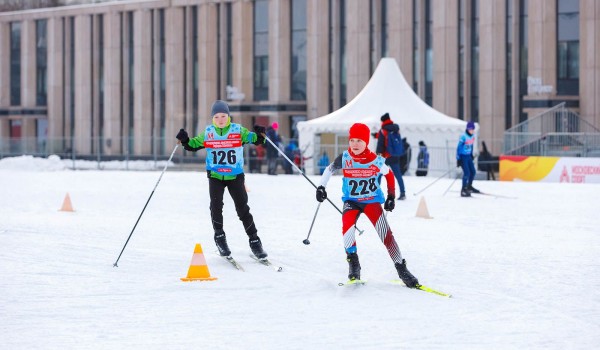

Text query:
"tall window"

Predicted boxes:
[[369, 0, 376, 74], [519, 0, 528, 123], [291, 0, 307, 100], [192, 6, 199, 135], [506, 0, 513, 129], [253, 0, 269, 101], [98, 15, 104, 153], [381, 0, 388, 57], [557, 0, 579, 95], [10, 22, 21, 106], [458, 0, 465, 119], [339, 0, 347, 106], [425, 0, 433, 106], [470, 0, 479, 122], [36, 19, 47, 106], [412, 0, 419, 92], [159, 9, 166, 154], [128, 12, 135, 152]]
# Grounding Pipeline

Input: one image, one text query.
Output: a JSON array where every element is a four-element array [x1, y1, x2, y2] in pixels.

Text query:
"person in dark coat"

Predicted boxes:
[[265, 122, 282, 175], [416, 141, 429, 177], [376, 113, 406, 200], [478, 141, 496, 180]]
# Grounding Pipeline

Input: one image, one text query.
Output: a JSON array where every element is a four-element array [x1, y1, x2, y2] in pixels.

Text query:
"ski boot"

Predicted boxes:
[[460, 187, 471, 197], [467, 184, 480, 194], [398, 192, 406, 200], [346, 252, 361, 281], [249, 236, 268, 259], [214, 231, 231, 257], [395, 259, 419, 288]]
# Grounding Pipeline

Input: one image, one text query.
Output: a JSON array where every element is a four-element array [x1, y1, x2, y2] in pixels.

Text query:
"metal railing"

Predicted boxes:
[[503, 103, 600, 157]]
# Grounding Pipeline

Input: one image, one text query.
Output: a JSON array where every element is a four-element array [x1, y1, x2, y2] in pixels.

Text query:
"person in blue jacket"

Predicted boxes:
[[456, 121, 480, 197]]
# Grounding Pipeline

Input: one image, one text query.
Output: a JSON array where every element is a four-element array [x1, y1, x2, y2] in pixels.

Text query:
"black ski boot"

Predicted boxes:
[[398, 192, 406, 200], [249, 236, 268, 259], [460, 187, 471, 197], [346, 252, 361, 280], [395, 259, 419, 288], [214, 231, 231, 256], [468, 184, 480, 193]]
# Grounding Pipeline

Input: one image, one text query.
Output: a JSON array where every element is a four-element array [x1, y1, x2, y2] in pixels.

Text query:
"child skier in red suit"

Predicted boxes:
[[315, 123, 419, 287]]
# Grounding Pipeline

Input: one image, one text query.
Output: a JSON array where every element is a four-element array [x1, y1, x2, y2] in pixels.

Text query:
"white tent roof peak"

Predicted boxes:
[[298, 57, 466, 133]]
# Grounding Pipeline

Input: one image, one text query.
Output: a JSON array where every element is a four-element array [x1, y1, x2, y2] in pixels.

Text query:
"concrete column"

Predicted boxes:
[[269, 0, 291, 101], [198, 3, 218, 127], [433, 0, 459, 118], [478, 0, 506, 153], [91, 15, 100, 153], [134, 9, 153, 155], [306, 0, 329, 120], [345, 0, 370, 99], [103, 12, 122, 155], [46, 17, 64, 152], [21, 20, 36, 146], [0, 22, 10, 140], [579, 0, 600, 127], [527, 0, 557, 94], [387, 0, 413, 79], [232, 1, 253, 104], [74, 15, 92, 155], [165, 7, 184, 148]]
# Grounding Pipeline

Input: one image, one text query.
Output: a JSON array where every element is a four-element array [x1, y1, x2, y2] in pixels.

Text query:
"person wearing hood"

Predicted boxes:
[[376, 113, 407, 200], [315, 123, 419, 287], [456, 121, 480, 197], [176, 100, 270, 260]]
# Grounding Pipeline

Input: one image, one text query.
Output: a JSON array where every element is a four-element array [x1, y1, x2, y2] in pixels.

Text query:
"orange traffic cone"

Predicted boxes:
[[415, 196, 433, 219], [181, 243, 217, 282], [59, 193, 74, 212]]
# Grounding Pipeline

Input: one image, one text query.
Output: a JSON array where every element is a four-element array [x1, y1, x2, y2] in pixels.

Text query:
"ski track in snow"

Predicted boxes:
[[1, 164, 600, 349]]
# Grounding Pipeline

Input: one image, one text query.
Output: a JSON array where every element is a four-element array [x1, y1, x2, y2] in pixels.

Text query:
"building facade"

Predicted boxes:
[[0, 0, 598, 158]]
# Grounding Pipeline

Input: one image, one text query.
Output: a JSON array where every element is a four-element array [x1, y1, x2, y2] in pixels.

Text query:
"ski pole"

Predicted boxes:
[[443, 172, 460, 196], [262, 135, 364, 234], [303, 202, 321, 245], [113, 144, 179, 267], [412, 168, 452, 196]]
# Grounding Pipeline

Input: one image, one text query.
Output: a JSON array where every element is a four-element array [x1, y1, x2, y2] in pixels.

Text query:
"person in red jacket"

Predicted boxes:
[[315, 123, 419, 287], [376, 113, 407, 200]]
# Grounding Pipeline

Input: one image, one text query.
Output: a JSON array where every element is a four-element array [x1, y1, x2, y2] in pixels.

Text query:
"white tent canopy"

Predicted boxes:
[[298, 58, 470, 175]]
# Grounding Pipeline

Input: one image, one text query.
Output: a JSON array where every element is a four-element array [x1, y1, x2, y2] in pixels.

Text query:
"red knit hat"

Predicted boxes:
[[348, 123, 371, 145]]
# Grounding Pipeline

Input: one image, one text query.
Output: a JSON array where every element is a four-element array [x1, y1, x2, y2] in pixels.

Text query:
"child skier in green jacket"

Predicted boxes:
[[176, 100, 268, 259]]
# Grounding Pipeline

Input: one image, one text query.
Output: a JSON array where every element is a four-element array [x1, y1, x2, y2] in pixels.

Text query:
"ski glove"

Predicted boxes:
[[253, 125, 266, 145], [384, 194, 395, 212], [316, 186, 327, 202], [456, 159, 462, 168], [176, 129, 190, 144]]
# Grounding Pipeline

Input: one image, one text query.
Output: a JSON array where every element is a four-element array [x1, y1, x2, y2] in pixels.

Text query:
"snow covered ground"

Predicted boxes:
[[1, 155, 599, 349]]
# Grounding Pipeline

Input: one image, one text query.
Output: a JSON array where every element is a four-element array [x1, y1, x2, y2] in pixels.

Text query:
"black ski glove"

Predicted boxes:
[[384, 194, 395, 212], [253, 125, 266, 145], [254, 125, 266, 136], [316, 186, 327, 202], [176, 129, 190, 144], [456, 159, 462, 168]]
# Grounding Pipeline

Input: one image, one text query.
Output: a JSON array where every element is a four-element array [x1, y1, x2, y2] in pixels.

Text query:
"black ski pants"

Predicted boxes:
[[208, 174, 257, 238]]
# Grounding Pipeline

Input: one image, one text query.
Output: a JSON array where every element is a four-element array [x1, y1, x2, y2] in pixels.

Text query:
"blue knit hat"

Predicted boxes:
[[211, 100, 230, 116], [467, 121, 475, 130]]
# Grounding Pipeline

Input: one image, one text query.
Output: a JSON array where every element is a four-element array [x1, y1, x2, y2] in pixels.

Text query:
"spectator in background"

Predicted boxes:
[[266, 122, 282, 175], [416, 141, 429, 177], [478, 141, 496, 180], [317, 151, 330, 175], [376, 113, 407, 200], [399, 137, 411, 176]]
